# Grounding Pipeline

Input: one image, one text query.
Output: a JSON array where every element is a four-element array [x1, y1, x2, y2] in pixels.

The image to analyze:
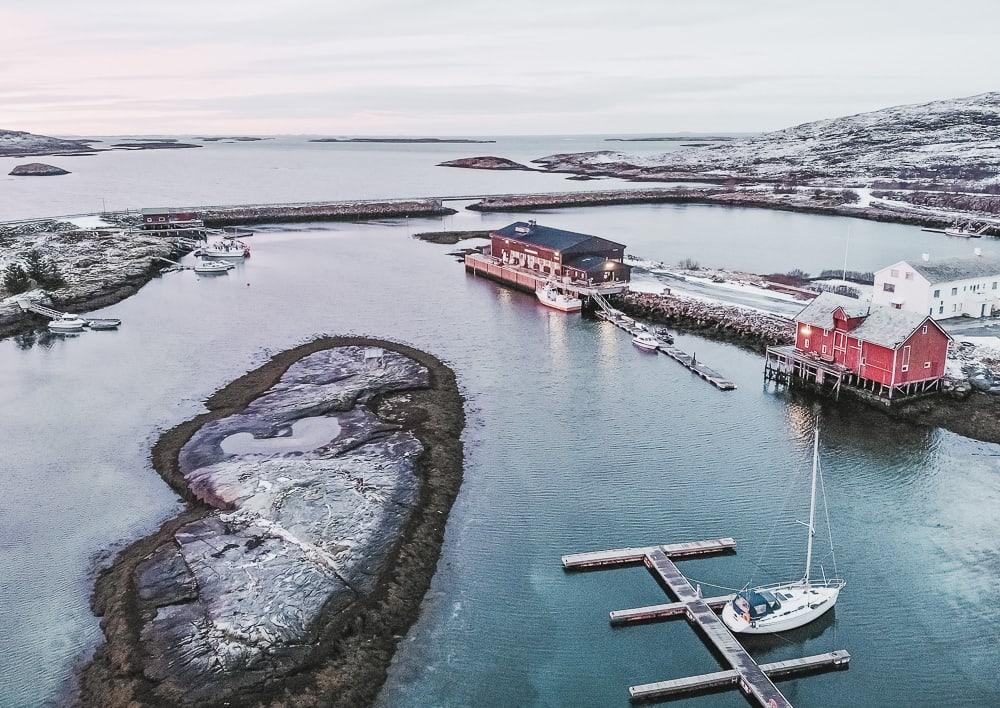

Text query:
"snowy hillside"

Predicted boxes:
[[535, 92, 1000, 187], [0, 130, 96, 157]]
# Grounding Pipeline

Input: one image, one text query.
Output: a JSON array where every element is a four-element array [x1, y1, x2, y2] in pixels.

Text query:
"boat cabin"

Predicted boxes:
[[734, 590, 782, 620]]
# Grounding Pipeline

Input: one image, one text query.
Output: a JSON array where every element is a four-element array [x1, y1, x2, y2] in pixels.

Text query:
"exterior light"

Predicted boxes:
[[800, 325, 812, 336]]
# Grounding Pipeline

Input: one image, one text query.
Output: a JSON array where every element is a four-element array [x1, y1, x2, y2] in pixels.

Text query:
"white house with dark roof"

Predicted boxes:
[[872, 254, 1000, 319]]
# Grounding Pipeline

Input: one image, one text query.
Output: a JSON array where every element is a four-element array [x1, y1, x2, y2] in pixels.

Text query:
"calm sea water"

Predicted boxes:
[[0, 142, 998, 707]]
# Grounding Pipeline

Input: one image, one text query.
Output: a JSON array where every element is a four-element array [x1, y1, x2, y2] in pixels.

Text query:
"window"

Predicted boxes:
[[883, 283, 895, 292], [939, 306, 944, 314], [933, 289, 940, 298], [922, 325, 928, 334], [905, 272, 913, 280], [890, 269, 899, 277], [953, 303, 958, 312], [993, 282, 998, 290], [892, 303, 902, 309], [952, 287, 958, 296], [822, 328, 829, 336], [822, 345, 827, 354], [901, 345, 911, 373], [804, 338, 810, 348], [924, 362, 931, 369]]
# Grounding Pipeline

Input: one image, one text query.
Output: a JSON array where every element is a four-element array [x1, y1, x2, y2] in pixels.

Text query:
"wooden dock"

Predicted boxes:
[[596, 309, 737, 391], [562, 539, 849, 707], [629, 650, 851, 702]]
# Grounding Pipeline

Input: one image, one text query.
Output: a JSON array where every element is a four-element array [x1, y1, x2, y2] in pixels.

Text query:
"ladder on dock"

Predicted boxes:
[[590, 291, 617, 316], [562, 540, 850, 706]]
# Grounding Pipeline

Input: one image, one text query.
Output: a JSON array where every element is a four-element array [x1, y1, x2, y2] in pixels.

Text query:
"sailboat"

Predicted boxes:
[[721, 426, 845, 634]]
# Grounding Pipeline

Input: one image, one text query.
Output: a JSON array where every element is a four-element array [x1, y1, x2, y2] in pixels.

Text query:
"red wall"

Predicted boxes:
[[895, 323, 949, 383]]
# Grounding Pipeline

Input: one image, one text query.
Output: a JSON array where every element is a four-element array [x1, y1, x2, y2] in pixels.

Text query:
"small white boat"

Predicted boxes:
[[197, 239, 250, 260], [536, 285, 582, 312], [48, 314, 87, 332], [87, 318, 122, 330], [631, 332, 660, 351], [721, 426, 845, 635], [193, 259, 235, 274]]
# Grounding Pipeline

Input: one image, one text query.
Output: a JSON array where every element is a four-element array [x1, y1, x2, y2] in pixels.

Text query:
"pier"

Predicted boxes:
[[562, 540, 850, 706], [593, 298, 737, 391], [16, 300, 121, 329]]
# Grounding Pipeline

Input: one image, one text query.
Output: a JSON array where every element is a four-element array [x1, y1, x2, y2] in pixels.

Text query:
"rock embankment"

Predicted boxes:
[[8, 162, 70, 176], [412, 229, 491, 245], [611, 291, 795, 350], [200, 198, 456, 226], [80, 339, 464, 707]]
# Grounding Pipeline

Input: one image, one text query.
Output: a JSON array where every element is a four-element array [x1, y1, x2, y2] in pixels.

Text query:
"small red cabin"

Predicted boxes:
[[141, 207, 204, 231], [794, 292, 951, 392]]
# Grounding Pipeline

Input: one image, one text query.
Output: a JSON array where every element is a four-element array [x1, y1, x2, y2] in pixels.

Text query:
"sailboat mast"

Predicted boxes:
[[804, 426, 820, 583]]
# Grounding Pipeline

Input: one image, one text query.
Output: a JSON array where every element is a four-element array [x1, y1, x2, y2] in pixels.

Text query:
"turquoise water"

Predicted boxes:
[[0, 148, 998, 706]]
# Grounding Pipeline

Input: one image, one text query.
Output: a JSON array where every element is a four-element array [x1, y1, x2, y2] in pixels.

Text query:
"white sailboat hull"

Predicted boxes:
[[721, 582, 842, 634]]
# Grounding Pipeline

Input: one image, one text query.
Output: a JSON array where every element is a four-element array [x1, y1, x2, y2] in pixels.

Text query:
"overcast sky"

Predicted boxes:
[[2, 0, 998, 136]]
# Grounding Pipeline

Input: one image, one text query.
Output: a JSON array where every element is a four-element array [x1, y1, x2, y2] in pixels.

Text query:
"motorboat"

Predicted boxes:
[[944, 223, 987, 238], [631, 332, 660, 351], [721, 425, 845, 634], [197, 239, 250, 260], [87, 318, 121, 330], [193, 259, 235, 274], [48, 314, 87, 332], [655, 327, 675, 345], [536, 285, 582, 312]]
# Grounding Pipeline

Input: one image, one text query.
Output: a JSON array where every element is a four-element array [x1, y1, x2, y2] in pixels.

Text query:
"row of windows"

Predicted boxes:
[[932, 282, 999, 298]]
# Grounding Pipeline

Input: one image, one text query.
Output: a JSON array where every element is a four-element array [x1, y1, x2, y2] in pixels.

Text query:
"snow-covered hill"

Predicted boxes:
[[535, 92, 1000, 187], [0, 130, 96, 157]]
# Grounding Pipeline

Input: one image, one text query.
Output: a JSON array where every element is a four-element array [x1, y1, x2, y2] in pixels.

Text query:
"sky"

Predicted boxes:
[[2, 0, 998, 136]]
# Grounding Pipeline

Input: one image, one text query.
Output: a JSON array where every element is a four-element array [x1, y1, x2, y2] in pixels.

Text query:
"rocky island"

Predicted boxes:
[[437, 155, 532, 170], [310, 137, 494, 144], [79, 338, 464, 707], [8, 162, 70, 176], [0, 129, 98, 157]]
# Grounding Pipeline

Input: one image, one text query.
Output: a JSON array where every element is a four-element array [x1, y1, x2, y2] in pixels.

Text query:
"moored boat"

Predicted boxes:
[[631, 332, 660, 351], [48, 314, 87, 332], [535, 285, 582, 312], [193, 259, 235, 274], [197, 239, 250, 260], [721, 425, 845, 634]]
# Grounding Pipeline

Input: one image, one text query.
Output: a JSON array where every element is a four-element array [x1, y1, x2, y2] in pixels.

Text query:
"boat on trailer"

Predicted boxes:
[[536, 285, 582, 312], [722, 425, 845, 634]]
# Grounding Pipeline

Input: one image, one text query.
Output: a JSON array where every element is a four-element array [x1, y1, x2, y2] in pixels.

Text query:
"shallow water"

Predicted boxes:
[[0, 181, 998, 707], [220, 416, 342, 456]]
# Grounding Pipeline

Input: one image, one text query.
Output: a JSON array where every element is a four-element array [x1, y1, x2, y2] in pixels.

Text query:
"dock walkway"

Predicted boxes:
[[562, 539, 850, 706]]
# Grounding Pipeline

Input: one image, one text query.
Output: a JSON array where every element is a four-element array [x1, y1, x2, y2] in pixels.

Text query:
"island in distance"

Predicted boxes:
[[80, 338, 464, 708], [0, 129, 97, 157], [310, 136, 495, 143], [8, 162, 70, 176]]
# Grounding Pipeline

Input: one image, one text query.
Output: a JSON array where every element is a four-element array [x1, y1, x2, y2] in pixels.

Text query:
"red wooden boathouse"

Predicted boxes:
[[765, 292, 951, 401]]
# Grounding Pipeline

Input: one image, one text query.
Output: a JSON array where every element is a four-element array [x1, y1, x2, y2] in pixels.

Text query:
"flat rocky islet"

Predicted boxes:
[[8, 162, 70, 176], [109, 139, 202, 150], [311, 137, 494, 144], [79, 338, 464, 708], [412, 229, 491, 244], [437, 155, 533, 170]]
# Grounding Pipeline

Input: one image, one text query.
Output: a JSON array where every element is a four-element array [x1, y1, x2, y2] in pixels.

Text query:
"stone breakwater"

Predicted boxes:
[[612, 291, 795, 350], [79, 338, 464, 707], [200, 199, 456, 227]]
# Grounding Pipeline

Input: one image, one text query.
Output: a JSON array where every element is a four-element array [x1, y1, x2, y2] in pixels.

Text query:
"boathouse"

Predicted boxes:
[[489, 221, 631, 284], [141, 207, 204, 231], [764, 292, 951, 402]]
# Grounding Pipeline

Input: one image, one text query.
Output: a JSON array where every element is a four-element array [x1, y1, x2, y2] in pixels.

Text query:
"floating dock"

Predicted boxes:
[[596, 307, 737, 391], [16, 300, 121, 329], [562, 539, 850, 706]]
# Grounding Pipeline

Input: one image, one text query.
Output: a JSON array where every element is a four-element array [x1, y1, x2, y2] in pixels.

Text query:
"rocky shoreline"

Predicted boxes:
[[78, 337, 465, 707], [0, 223, 192, 340], [612, 291, 1000, 445]]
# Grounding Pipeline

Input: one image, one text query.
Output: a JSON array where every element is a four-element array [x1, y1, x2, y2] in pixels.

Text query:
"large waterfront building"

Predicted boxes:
[[873, 254, 1000, 319], [489, 221, 631, 284]]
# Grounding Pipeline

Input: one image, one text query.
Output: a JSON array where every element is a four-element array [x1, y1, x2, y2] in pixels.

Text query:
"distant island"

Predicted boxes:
[[606, 136, 739, 142], [310, 137, 495, 144], [437, 155, 532, 170], [8, 162, 70, 176], [0, 129, 97, 157], [197, 136, 268, 142], [110, 139, 202, 151]]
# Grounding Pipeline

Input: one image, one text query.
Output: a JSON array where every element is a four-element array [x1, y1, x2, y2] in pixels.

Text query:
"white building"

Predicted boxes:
[[873, 255, 1000, 319]]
